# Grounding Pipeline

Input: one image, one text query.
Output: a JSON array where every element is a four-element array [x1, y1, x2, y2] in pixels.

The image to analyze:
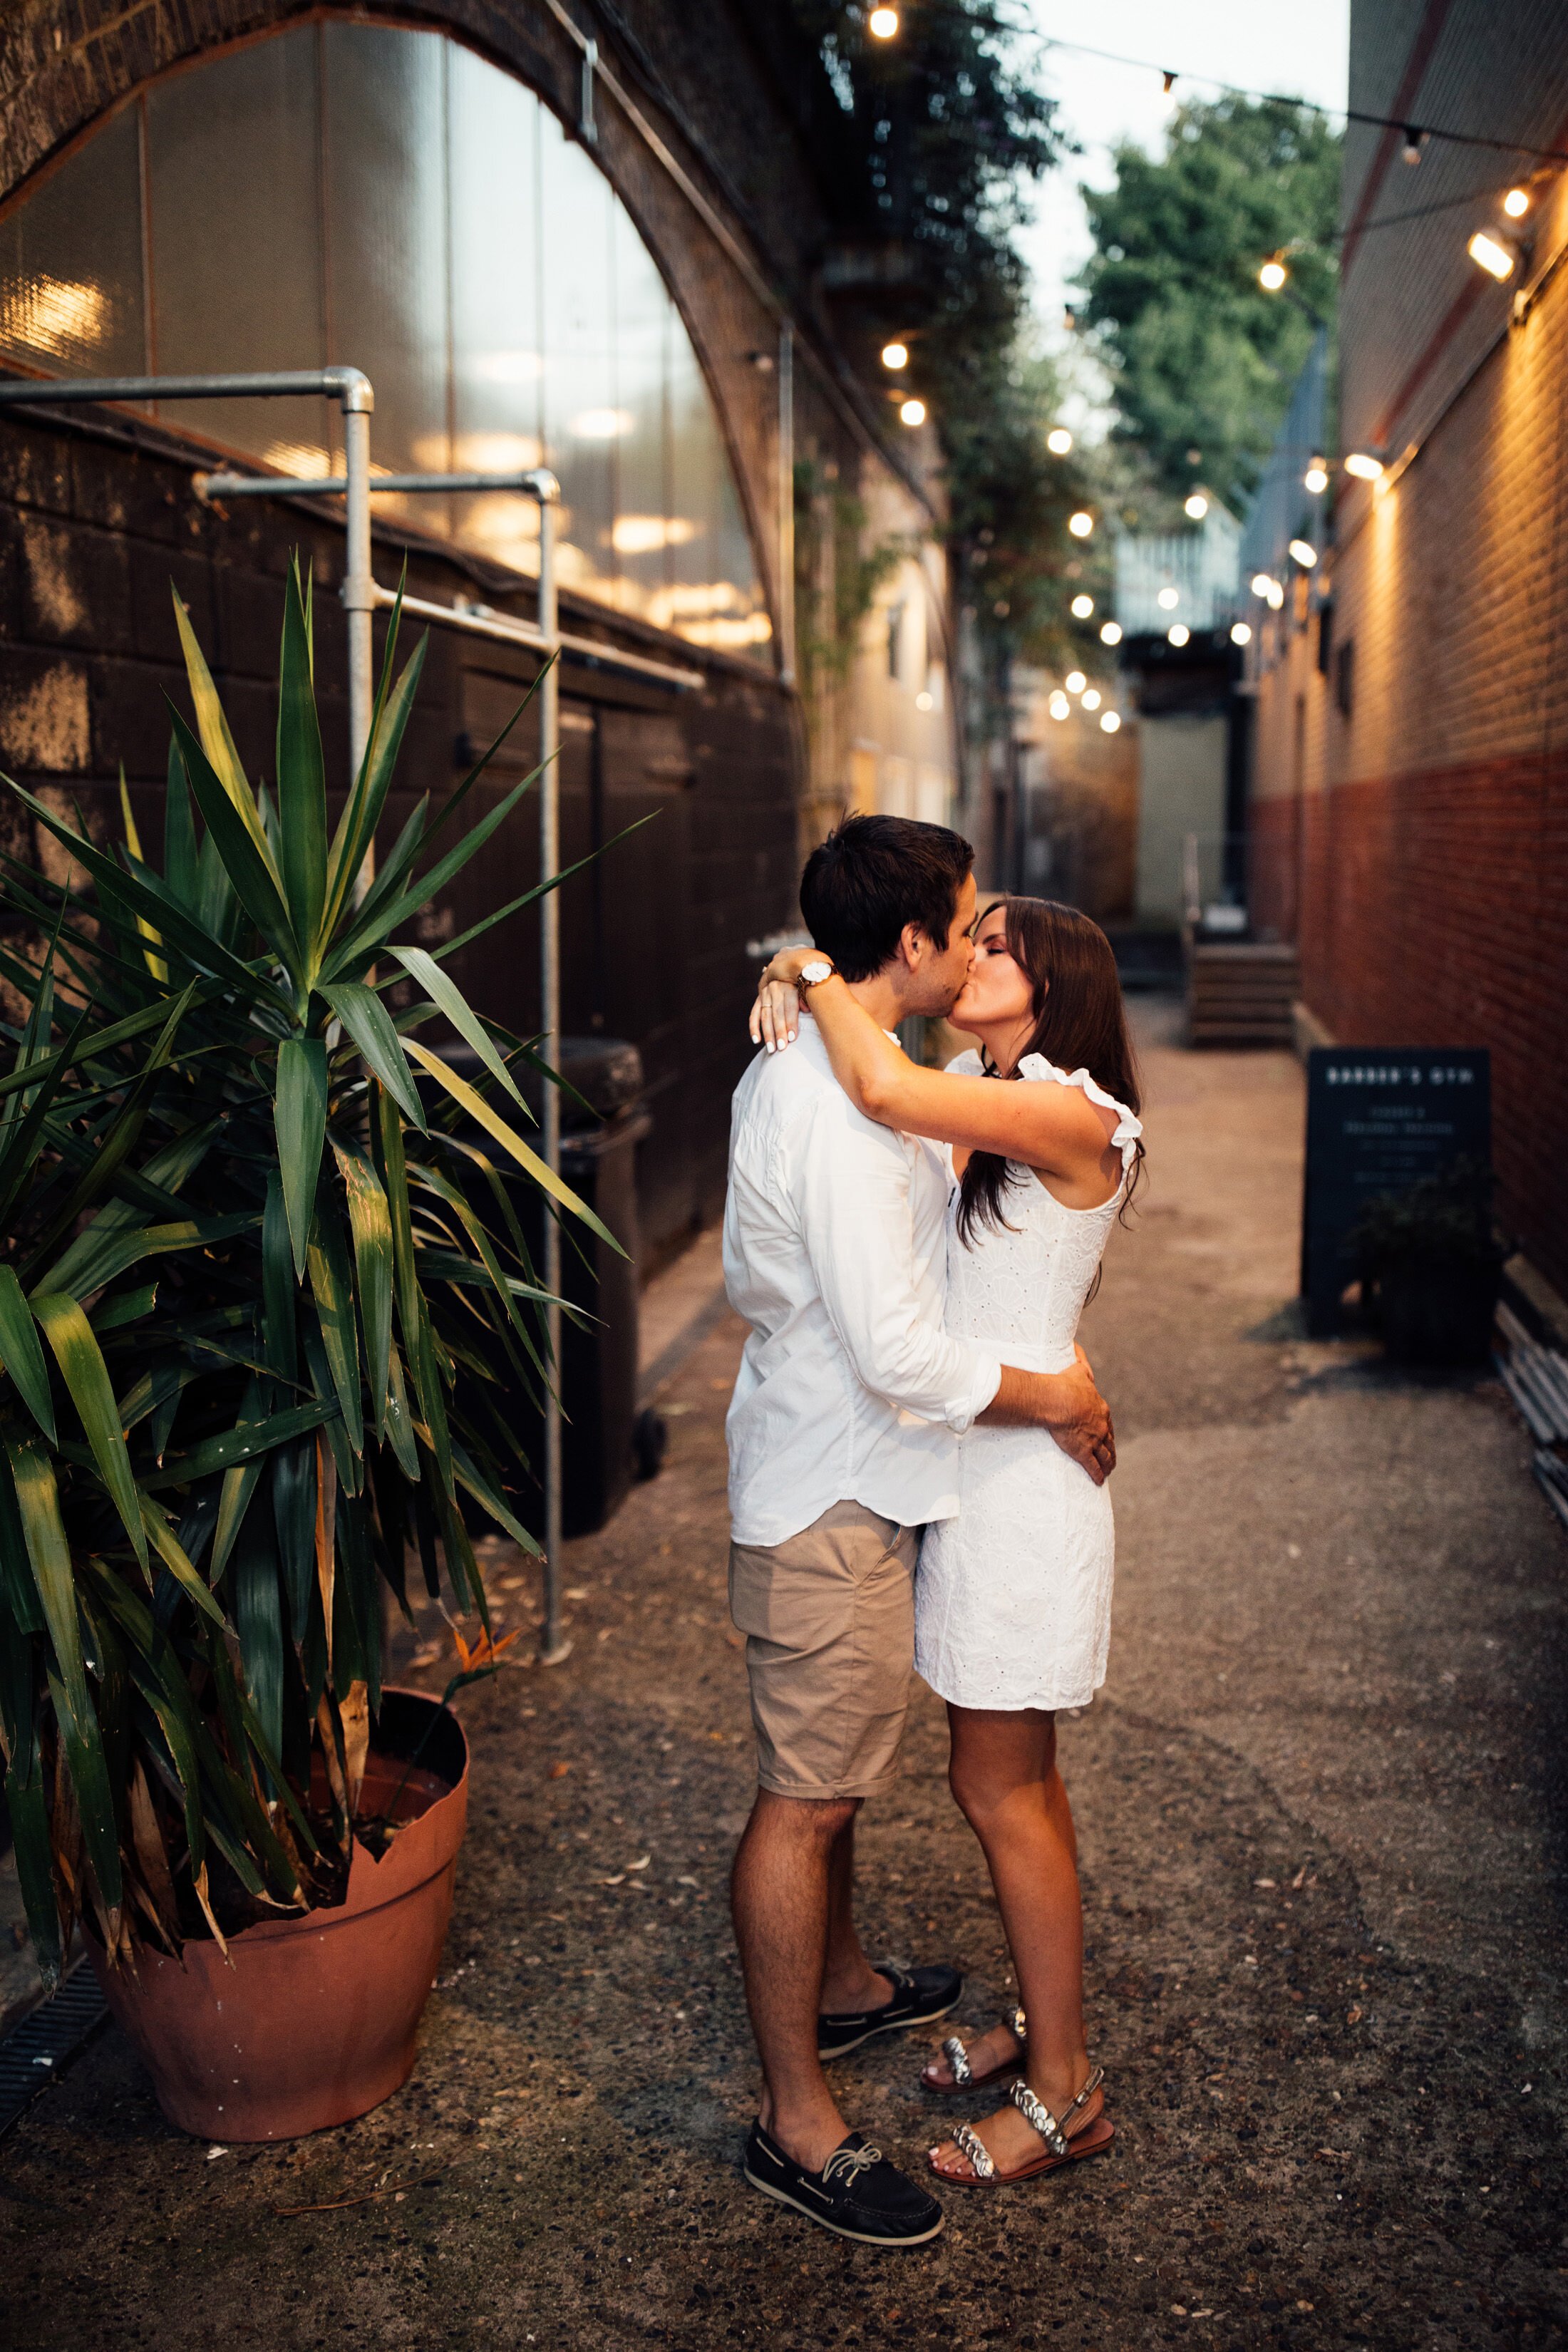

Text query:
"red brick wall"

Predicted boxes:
[[1252, 756, 1568, 1296]]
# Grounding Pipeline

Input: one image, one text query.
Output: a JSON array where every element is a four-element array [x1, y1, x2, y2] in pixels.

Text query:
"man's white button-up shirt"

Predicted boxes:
[[723, 1018, 1002, 1547]]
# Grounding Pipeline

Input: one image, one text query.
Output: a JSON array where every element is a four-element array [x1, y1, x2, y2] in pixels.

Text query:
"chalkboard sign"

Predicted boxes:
[[1301, 1048, 1490, 1336]]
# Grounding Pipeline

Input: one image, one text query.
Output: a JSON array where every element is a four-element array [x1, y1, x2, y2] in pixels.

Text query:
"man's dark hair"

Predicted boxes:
[[798, 814, 975, 983]]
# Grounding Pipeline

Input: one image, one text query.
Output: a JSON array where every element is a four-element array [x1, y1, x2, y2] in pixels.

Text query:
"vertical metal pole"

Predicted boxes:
[[537, 496, 569, 1665], [778, 323, 795, 689], [340, 394, 376, 798]]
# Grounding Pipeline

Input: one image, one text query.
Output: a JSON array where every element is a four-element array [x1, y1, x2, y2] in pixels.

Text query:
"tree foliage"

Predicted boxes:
[[789, 4, 1098, 686], [1078, 96, 1341, 512]]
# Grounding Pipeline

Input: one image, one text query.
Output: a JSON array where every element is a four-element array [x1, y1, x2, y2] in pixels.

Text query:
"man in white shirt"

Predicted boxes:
[[724, 815, 1114, 2246]]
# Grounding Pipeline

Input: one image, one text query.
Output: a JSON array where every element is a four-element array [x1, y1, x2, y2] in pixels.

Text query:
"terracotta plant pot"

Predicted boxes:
[[89, 1690, 468, 2141]]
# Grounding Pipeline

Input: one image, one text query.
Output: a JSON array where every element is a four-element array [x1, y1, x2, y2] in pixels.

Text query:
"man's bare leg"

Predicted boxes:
[[731, 1789, 859, 2170], [820, 1810, 893, 2016]]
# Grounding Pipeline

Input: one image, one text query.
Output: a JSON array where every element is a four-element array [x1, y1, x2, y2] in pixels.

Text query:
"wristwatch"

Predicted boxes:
[[798, 959, 835, 988]]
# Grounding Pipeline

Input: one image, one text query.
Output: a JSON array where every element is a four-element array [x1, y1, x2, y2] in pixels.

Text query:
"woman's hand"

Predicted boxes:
[[750, 975, 800, 1054], [749, 945, 816, 1054]]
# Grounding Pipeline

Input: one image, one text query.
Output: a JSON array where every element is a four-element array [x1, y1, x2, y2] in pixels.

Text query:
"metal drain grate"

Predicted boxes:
[[0, 1966, 110, 2140]]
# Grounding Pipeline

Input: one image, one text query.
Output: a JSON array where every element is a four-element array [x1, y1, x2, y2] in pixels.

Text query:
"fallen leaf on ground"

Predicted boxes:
[[627, 1855, 650, 1871], [548, 1761, 570, 1780]]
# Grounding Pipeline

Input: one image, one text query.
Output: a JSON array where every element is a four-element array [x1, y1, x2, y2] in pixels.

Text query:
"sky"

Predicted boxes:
[[1017, 4, 1351, 422]]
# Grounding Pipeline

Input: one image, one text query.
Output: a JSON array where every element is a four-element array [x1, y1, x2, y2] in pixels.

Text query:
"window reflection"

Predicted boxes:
[[0, 24, 768, 661], [0, 107, 145, 378]]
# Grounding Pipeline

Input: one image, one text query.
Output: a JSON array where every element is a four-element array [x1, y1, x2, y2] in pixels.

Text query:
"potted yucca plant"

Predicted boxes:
[[0, 566, 608, 2139]]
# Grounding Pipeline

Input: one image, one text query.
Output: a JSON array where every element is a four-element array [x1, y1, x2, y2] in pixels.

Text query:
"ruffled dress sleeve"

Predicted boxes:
[[1016, 1053, 1144, 1173]]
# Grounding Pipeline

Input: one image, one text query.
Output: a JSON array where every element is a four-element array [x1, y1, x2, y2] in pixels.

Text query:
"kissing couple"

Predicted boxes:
[[721, 813, 1145, 2246]]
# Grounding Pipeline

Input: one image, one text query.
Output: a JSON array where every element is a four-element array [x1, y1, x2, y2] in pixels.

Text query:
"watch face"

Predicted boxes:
[[800, 960, 832, 986]]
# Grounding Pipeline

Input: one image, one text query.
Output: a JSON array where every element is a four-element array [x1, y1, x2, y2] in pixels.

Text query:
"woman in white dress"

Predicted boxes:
[[754, 896, 1143, 2189]]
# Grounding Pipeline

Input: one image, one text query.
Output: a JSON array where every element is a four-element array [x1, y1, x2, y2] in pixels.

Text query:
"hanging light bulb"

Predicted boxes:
[[1266, 581, 1285, 610], [1343, 450, 1385, 481], [1184, 492, 1209, 520], [1503, 186, 1531, 219], [1071, 594, 1095, 618], [1081, 687, 1103, 711], [1401, 125, 1427, 165], [1157, 587, 1180, 611], [1167, 624, 1190, 647], [1046, 426, 1073, 455], [1250, 572, 1276, 599], [1230, 621, 1252, 646], [1065, 670, 1087, 693], [1068, 510, 1095, 538], [899, 397, 927, 426], [869, 6, 899, 37], [881, 341, 909, 370], [1468, 228, 1517, 281], [1100, 620, 1123, 646], [1259, 254, 1289, 292], [1048, 691, 1071, 721], [1289, 538, 1319, 568], [1304, 458, 1329, 495], [1100, 710, 1122, 734]]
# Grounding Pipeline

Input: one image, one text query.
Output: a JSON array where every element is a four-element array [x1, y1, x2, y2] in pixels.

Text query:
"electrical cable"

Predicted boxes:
[[1033, 31, 1568, 166]]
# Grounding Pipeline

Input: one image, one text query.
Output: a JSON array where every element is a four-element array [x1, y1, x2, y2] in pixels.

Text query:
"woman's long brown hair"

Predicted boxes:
[[955, 897, 1145, 1248]]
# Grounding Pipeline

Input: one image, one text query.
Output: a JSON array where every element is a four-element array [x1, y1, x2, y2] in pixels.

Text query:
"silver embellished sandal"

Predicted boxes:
[[922, 2008, 1027, 2095], [932, 2067, 1113, 2187]]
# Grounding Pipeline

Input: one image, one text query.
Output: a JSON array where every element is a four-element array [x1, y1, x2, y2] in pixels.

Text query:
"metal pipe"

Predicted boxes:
[[0, 368, 376, 781], [535, 495, 569, 1667], [197, 468, 562, 497], [340, 406, 374, 795], [0, 367, 373, 411], [362, 582, 703, 691]]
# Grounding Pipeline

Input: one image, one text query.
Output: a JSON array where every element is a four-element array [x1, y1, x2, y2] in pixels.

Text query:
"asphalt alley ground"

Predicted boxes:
[[2, 1005, 1566, 2351]]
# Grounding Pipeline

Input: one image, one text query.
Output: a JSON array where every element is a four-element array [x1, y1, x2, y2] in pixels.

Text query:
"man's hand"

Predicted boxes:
[[979, 1345, 1115, 1485]]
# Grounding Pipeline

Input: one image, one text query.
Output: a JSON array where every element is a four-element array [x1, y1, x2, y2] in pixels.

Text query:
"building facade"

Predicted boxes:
[[0, 0, 959, 1268], [1247, 0, 1568, 1296]]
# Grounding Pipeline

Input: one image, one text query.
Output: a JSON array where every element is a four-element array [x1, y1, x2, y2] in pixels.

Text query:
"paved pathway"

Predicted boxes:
[[2, 1009, 1564, 2349]]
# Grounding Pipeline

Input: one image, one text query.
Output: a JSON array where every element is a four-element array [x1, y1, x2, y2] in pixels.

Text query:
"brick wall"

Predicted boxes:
[[1244, 0, 1568, 1295]]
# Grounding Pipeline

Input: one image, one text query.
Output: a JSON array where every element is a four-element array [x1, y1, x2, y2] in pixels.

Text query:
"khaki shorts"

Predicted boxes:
[[728, 1500, 918, 1801]]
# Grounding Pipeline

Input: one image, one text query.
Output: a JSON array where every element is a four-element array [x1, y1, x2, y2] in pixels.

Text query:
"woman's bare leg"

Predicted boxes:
[[929, 1703, 1102, 2178]]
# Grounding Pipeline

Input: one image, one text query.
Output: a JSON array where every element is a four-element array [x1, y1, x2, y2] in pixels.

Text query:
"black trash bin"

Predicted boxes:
[[422, 1037, 652, 1539]]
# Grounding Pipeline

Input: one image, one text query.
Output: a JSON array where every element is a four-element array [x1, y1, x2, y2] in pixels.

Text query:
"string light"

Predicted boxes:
[[1167, 624, 1190, 646], [1100, 709, 1122, 733], [1250, 572, 1276, 598], [1468, 228, 1517, 280], [1157, 587, 1180, 610], [1230, 621, 1252, 646], [1065, 670, 1087, 693], [1081, 686, 1103, 710], [1289, 538, 1318, 568], [899, 397, 927, 426], [1259, 254, 1288, 292], [869, 7, 899, 37], [1048, 691, 1071, 721], [1304, 458, 1329, 494], [881, 341, 909, 370], [1068, 510, 1095, 537], [1100, 620, 1123, 646], [1184, 492, 1209, 520], [1071, 594, 1095, 617], [1503, 186, 1531, 218], [1266, 580, 1284, 609], [1343, 450, 1385, 480]]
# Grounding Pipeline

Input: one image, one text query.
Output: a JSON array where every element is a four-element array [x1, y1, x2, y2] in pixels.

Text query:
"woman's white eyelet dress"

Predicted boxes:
[[914, 1051, 1143, 1714]]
